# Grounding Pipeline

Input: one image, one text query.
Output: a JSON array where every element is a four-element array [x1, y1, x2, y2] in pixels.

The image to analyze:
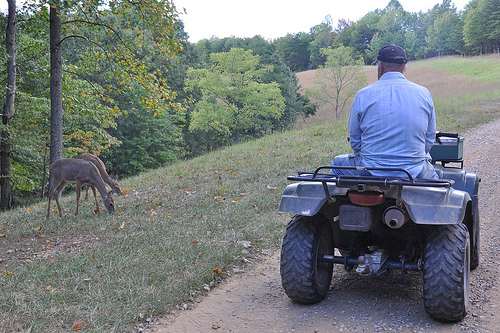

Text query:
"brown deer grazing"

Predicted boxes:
[[46, 158, 115, 218], [79, 153, 122, 195], [79, 153, 121, 212]]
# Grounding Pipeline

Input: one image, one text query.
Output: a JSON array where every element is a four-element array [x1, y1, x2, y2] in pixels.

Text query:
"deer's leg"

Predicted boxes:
[[46, 179, 61, 218], [53, 182, 66, 217], [54, 191, 63, 217], [75, 183, 81, 216], [46, 188, 54, 219], [91, 186, 100, 212], [84, 185, 90, 200]]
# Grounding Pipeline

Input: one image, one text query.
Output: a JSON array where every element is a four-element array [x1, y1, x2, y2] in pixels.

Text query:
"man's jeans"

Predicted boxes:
[[330, 153, 438, 179]]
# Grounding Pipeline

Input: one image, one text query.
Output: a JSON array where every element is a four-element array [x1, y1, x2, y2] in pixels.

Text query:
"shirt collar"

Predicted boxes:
[[379, 71, 406, 80]]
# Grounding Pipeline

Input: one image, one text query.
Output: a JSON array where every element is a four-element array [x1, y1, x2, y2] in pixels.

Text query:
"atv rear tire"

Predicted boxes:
[[280, 215, 334, 304], [423, 224, 470, 322], [470, 198, 480, 270]]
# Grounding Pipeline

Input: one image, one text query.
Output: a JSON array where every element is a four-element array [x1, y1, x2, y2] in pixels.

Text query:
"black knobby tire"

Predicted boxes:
[[280, 215, 334, 304], [470, 199, 480, 270], [423, 224, 470, 322]]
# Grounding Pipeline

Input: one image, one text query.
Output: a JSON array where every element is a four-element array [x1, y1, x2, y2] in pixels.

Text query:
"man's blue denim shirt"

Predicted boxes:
[[348, 71, 436, 178]]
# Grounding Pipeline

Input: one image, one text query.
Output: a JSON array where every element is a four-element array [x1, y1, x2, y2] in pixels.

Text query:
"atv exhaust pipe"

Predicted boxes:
[[383, 206, 409, 229]]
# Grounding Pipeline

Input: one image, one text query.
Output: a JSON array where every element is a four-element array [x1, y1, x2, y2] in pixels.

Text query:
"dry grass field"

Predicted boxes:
[[297, 54, 500, 129]]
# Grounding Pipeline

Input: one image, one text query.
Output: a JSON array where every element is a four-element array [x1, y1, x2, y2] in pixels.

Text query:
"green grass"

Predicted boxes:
[[1, 55, 500, 332], [409, 55, 500, 132], [419, 54, 500, 83]]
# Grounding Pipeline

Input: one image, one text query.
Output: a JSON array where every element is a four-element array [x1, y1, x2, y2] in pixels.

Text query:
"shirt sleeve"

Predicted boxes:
[[425, 96, 436, 153], [348, 94, 362, 154]]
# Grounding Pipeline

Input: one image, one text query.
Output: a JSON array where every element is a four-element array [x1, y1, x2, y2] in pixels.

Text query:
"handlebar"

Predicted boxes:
[[435, 131, 459, 144]]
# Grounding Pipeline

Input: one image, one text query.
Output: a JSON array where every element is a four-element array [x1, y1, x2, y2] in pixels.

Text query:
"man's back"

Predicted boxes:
[[348, 71, 436, 177]]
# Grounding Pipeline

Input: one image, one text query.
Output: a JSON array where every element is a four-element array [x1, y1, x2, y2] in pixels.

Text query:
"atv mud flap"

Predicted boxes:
[[279, 182, 471, 225]]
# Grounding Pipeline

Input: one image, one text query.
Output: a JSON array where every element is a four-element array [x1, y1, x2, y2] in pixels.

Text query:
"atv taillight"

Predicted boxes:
[[348, 191, 385, 206]]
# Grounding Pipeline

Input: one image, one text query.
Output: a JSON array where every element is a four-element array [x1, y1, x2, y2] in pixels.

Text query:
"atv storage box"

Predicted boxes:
[[430, 136, 463, 161]]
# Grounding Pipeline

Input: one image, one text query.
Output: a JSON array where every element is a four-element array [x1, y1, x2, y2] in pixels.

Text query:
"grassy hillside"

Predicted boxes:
[[1, 56, 500, 332]]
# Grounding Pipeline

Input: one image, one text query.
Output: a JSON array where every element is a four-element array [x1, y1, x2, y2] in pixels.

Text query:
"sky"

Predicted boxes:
[[173, 0, 471, 42], [1, 1, 471, 42]]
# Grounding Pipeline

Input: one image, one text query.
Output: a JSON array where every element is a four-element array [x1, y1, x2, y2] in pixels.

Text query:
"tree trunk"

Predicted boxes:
[[49, 3, 63, 169], [1, 0, 16, 210]]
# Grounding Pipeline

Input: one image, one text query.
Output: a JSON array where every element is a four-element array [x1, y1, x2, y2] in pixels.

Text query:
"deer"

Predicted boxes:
[[79, 153, 121, 212], [46, 158, 115, 218], [79, 153, 121, 195]]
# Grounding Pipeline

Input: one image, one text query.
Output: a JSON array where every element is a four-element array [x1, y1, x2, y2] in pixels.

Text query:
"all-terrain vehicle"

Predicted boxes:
[[278, 132, 479, 322]]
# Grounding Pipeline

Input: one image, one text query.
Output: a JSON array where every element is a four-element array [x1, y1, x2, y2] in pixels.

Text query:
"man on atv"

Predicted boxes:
[[331, 44, 438, 179]]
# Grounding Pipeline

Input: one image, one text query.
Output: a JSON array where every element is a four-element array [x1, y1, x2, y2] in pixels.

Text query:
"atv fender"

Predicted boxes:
[[401, 187, 471, 225], [279, 182, 345, 216], [434, 165, 479, 196], [279, 181, 471, 225]]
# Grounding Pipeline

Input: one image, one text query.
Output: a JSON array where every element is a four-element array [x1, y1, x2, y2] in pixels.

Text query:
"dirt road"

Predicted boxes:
[[155, 120, 500, 333]]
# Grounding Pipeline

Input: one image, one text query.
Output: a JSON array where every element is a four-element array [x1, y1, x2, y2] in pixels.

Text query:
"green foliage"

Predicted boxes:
[[366, 1, 409, 62], [185, 48, 285, 143], [189, 37, 317, 150], [340, 11, 380, 59], [261, 56, 317, 129], [309, 15, 337, 68], [103, 107, 183, 177], [4, 1, 186, 194], [61, 76, 121, 156], [8, 93, 50, 198], [333, 0, 500, 63], [274, 32, 313, 71], [463, 0, 500, 54], [426, 5, 464, 56]]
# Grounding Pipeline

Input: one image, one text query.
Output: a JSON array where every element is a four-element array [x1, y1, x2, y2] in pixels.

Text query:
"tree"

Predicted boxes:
[[49, 2, 63, 167], [1, 0, 16, 209], [309, 16, 337, 68], [188, 36, 316, 154], [185, 48, 285, 143], [340, 11, 380, 63], [484, 0, 500, 53], [424, 1, 463, 56], [306, 46, 366, 118], [22, 0, 184, 167], [367, 1, 408, 62], [103, 107, 183, 177], [274, 32, 312, 71], [262, 55, 317, 129], [404, 12, 431, 60], [463, 0, 487, 54]]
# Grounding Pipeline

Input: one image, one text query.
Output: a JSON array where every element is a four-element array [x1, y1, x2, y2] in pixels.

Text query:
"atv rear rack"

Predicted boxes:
[[287, 166, 453, 204]]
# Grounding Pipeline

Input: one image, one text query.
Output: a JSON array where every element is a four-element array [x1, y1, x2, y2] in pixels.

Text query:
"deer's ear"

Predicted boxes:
[[114, 173, 119, 181]]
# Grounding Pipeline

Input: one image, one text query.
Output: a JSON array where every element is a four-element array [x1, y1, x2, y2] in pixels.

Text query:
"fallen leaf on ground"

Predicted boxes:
[[72, 321, 85, 330]]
